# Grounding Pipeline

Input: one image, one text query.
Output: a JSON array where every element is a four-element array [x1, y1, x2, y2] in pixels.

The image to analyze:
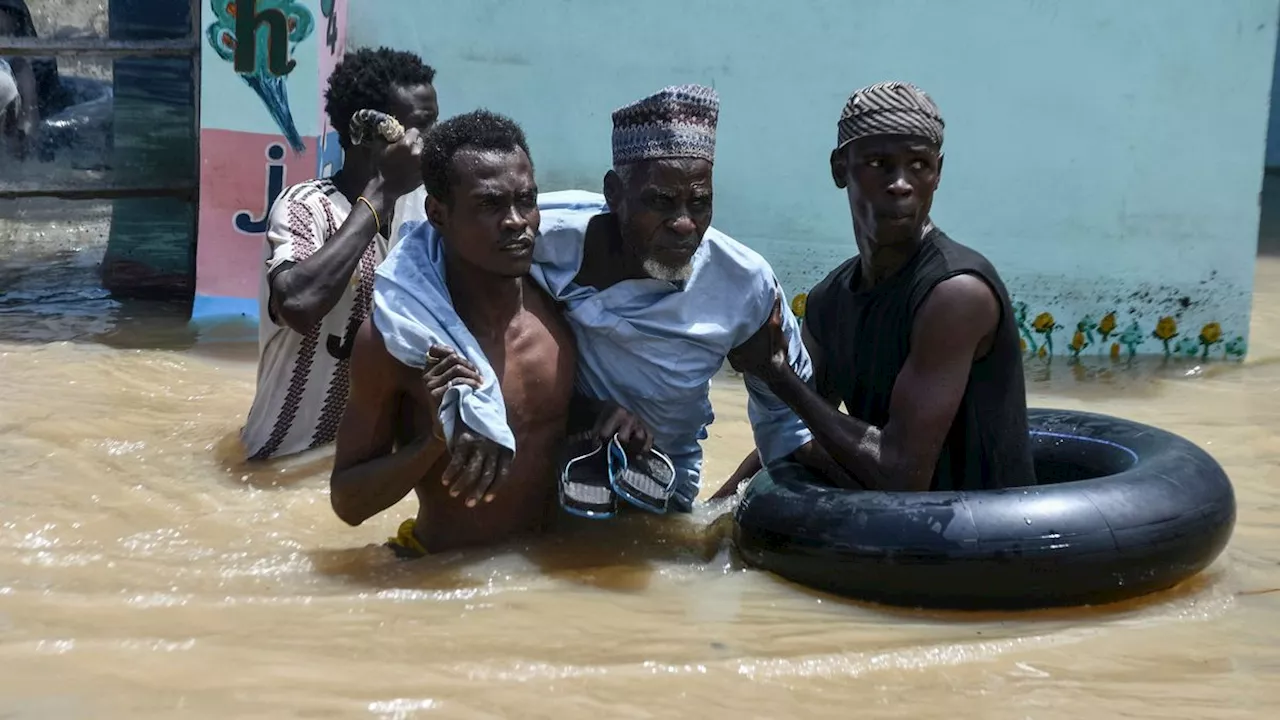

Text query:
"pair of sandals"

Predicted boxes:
[[559, 431, 677, 518]]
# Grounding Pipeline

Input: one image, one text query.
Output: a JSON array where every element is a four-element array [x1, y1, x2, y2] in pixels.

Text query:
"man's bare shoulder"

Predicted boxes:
[[921, 274, 1000, 330], [911, 273, 1001, 361], [351, 318, 418, 392]]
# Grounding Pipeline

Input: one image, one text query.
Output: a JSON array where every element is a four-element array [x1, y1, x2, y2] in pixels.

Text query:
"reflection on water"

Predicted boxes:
[[0, 197, 198, 347], [1, 226, 1280, 717]]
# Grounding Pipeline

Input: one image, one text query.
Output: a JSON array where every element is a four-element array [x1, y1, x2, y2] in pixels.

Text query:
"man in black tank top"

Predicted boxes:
[[714, 82, 1035, 495]]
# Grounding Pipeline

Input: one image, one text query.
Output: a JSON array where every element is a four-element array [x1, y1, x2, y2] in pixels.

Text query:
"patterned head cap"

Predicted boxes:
[[612, 84, 719, 167], [836, 81, 944, 152]]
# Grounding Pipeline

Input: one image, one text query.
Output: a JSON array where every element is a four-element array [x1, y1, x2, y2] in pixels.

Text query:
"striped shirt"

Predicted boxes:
[[240, 178, 426, 461]]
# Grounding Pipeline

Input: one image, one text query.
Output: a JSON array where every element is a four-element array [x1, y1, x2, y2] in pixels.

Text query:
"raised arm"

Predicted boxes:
[[329, 318, 445, 526], [269, 130, 422, 333], [760, 273, 999, 491]]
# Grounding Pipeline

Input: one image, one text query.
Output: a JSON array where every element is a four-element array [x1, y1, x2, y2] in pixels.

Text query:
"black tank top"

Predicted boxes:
[[805, 227, 1036, 491]]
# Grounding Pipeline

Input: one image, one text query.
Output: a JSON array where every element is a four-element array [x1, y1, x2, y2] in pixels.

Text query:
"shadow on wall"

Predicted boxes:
[[1260, 171, 1280, 256]]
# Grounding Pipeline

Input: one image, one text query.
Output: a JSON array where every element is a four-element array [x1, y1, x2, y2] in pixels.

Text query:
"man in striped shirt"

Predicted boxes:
[[240, 49, 439, 462]]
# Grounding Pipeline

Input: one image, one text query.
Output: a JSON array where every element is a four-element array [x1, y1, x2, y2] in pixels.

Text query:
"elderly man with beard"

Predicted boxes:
[[421, 85, 844, 512]]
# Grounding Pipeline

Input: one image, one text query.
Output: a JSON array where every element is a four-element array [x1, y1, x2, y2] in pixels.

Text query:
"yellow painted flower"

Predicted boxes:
[[1110, 342, 1120, 359], [1069, 330, 1086, 352], [1037, 346, 1047, 358], [1032, 312, 1056, 333], [1199, 322, 1222, 346], [1098, 312, 1117, 336], [1153, 316, 1178, 341], [791, 293, 807, 319], [1019, 337, 1027, 353]]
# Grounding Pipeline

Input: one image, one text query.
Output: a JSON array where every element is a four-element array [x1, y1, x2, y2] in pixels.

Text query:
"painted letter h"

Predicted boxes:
[[233, 0, 296, 76]]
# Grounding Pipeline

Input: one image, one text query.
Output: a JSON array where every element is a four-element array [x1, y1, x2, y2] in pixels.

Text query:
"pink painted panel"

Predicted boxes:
[[196, 128, 319, 300]]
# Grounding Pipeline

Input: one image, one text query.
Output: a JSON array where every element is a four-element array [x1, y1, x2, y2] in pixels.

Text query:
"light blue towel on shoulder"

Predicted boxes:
[[372, 222, 516, 454]]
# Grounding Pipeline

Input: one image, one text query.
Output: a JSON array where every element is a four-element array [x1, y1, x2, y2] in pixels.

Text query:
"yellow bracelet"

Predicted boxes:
[[357, 196, 381, 234]]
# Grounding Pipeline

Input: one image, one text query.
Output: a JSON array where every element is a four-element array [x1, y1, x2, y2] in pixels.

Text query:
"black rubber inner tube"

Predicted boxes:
[[733, 408, 1236, 610]]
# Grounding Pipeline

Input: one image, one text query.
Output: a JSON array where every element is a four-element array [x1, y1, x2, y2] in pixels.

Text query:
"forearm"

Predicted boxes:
[[275, 180, 394, 330], [791, 441, 864, 490], [766, 367, 893, 490], [330, 436, 444, 526], [730, 451, 762, 484], [709, 450, 763, 500]]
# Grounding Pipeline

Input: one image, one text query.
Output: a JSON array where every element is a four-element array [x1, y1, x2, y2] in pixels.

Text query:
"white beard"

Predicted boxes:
[[642, 257, 694, 283]]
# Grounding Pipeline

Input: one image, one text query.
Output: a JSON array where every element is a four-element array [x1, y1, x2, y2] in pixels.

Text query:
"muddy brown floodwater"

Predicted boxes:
[[1, 207, 1279, 717]]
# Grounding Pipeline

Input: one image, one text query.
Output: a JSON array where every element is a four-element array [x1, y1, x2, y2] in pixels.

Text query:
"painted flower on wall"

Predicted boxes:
[[1013, 301, 1038, 357], [1198, 322, 1223, 359], [1068, 330, 1086, 357], [207, 0, 316, 153], [1152, 316, 1179, 357], [1032, 311, 1062, 358], [1097, 311, 1117, 352], [1003, 302, 1241, 363], [1068, 318, 1092, 358], [1118, 320, 1144, 360]]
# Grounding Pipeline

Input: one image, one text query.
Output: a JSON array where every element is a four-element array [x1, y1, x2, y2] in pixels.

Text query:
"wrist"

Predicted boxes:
[[359, 178, 396, 214], [762, 362, 800, 399], [409, 432, 444, 457], [761, 357, 790, 386]]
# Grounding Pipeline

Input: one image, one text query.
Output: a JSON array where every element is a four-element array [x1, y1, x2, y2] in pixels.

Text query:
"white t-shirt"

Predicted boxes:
[[241, 179, 427, 461]]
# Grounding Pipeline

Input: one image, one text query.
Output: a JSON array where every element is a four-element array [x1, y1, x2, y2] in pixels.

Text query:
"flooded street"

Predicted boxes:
[[1, 200, 1279, 718]]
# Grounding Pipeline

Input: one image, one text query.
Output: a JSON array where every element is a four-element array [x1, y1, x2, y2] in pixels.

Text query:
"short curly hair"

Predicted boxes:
[[421, 110, 533, 206], [324, 47, 436, 148]]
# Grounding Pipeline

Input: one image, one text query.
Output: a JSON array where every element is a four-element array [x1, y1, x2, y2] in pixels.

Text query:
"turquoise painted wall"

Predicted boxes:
[[353, 0, 1277, 362]]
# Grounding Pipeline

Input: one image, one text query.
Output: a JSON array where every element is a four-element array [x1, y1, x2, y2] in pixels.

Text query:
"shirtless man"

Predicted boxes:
[[329, 110, 577, 555]]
